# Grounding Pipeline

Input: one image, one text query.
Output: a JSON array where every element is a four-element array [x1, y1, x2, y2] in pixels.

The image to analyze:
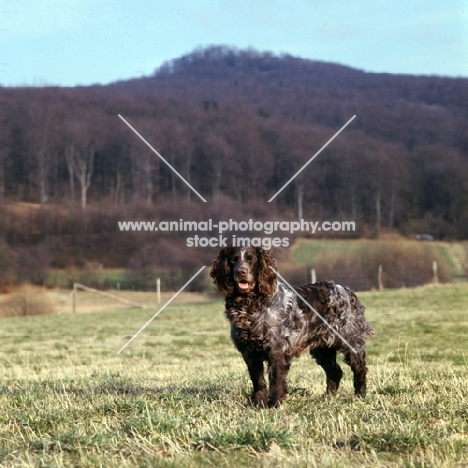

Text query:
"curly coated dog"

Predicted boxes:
[[210, 246, 374, 407]]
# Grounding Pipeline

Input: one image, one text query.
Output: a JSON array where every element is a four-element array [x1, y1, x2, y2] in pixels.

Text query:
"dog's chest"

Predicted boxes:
[[225, 285, 304, 353]]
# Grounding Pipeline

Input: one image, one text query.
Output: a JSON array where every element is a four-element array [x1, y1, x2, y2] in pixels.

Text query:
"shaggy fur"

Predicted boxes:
[[210, 246, 374, 407]]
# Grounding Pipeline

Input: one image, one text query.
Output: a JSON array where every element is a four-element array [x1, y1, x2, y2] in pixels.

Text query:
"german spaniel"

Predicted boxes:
[[210, 246, 374, 407]]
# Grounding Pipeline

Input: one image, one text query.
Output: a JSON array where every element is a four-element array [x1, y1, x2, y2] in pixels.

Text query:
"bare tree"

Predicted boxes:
[[296, 177, 304, 221], [125, 118, 162, 206], [27, 102, 52, 205], [69, 143, 95, 210], [202, 130, 233, 205], [0, 127, 8, 204], [62, 112, 101, 209], [65, 145, 75, 206], [36, 147, 49, 205], [128, 147, 154, 206]]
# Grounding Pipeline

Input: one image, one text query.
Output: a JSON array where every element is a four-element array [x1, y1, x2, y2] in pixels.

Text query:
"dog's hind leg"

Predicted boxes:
[[310, 347, 343, 395], [343, 349, 368, 396]]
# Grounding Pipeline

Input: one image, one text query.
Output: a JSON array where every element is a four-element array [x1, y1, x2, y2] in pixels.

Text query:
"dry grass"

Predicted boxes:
[[0, 284, 467, 466], [0, 286, 212, 318], [0, 285, 57, 317], [47, 288, 212, 315]]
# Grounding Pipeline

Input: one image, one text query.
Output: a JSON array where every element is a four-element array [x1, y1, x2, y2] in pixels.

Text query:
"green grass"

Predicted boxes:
[[291, 238, 468, 281], [0, 285, 468, 467]]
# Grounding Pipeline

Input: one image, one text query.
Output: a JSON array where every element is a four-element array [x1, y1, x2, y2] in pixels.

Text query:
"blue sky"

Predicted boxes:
[[1, 0, 467, 86]]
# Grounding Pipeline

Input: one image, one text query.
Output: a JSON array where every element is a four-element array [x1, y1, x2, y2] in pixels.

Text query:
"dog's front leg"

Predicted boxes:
[[267, 356, 291, 408], [242, 353, 268, 407]]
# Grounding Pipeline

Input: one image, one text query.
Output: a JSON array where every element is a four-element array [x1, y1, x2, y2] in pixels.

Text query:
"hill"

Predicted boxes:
[[112, 46, 468, 151]]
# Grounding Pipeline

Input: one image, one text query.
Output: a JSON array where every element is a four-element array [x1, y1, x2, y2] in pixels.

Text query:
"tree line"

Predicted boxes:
[[0, 46, 467, 242]]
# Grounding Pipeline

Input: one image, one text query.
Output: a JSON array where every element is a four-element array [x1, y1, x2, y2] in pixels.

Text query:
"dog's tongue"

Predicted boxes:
[[238, 281, 250, 290]]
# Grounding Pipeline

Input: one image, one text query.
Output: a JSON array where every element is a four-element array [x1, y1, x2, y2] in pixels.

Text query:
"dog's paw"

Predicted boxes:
[[266, 396, 285, 408], [251, 391, 268, 408]]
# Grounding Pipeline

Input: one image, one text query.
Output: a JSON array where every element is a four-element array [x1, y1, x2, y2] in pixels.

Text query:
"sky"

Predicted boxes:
[[1, 0, 467, 87]]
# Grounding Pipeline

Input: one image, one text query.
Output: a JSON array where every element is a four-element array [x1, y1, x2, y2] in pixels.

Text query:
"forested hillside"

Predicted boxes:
[[0, 46, 467, 283]]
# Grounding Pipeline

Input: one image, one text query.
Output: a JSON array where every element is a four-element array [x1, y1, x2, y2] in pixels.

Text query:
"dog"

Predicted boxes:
[[210, 246, 374, 407]]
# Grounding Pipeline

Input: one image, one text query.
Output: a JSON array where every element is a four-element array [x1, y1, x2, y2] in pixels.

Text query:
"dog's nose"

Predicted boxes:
[[236, 265, 249, 276]]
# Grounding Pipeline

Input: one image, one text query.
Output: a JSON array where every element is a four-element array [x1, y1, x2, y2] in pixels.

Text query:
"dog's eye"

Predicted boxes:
[[246, 255, 255, 262], [231, 256, 240, 263]]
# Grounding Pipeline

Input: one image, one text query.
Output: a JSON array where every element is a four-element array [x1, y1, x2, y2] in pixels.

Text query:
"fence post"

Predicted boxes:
[[157, 278, 161, 305], [311, 268, 316, 284], [433, 261, 438, 284], [378, 264, 383, 290]]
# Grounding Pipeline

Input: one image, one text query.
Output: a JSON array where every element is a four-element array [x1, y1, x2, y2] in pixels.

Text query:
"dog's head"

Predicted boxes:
[[210, 246, 278, 297]]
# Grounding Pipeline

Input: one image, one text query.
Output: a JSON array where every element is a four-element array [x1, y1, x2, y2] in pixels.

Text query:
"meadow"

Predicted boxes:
[[292, 238, 468, 281], [0, 283, 467, 467]]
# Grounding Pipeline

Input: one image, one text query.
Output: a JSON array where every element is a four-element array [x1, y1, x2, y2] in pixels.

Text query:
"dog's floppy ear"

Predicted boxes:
[[256, 248, 277, 297], [210, 247, 234, 296]]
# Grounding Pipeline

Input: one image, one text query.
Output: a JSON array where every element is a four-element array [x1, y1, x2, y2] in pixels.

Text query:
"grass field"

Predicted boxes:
[[291, 238, 468, 281], [0, 284, 467, 467]]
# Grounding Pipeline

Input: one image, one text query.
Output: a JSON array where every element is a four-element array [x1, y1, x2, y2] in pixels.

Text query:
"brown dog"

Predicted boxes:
[[210, 246, 374, 407]]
